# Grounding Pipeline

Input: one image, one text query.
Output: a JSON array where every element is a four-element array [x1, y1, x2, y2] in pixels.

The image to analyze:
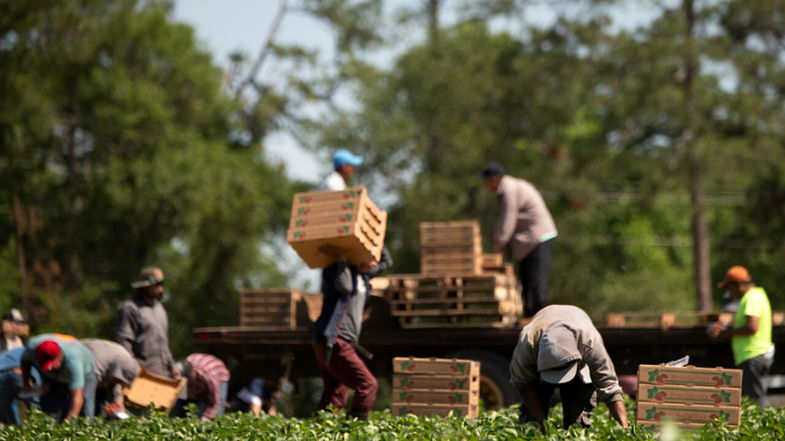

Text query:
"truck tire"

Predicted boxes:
[[447, 349, 518, 409]]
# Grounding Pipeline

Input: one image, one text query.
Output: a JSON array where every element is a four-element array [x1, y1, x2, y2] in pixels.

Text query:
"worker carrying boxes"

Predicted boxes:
[[287, 186, 387, 268]]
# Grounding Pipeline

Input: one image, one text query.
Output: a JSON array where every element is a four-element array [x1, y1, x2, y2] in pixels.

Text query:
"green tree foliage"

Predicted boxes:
[[306, 0, 785, 318], [0, 0, 296, 353]]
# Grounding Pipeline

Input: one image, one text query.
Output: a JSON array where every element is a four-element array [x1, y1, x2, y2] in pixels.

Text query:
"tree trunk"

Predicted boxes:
[[683, 0, 712, 311]]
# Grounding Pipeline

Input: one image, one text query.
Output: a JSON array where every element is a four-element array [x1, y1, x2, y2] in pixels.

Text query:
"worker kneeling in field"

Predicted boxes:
[[510, 305, 628, 430], [313, 245, 392, 421]]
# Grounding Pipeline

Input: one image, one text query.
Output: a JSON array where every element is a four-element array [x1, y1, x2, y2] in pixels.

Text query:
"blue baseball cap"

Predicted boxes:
[[333, 149, 363, 168]]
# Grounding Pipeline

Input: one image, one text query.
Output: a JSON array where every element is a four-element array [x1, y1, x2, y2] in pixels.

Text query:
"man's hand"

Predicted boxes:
[[608, 399, 629, 428], [707, 322, 727, 340]]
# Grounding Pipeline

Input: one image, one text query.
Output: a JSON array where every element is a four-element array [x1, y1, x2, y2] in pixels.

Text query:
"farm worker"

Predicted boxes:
[[173, 353, 230, 422], [0, 348, 35, 424], [20, 333, 97, 421], [322, 148, 363, 190], [117, 266, 178, 378], [481, 161, 557, 317], [708, 265, 774, 406], [230, 377, 288, 416], [81, 339, 140, 416], [510, 305, 628, 430], [1, 308, 27, 351], [312, 245, 392, 420]]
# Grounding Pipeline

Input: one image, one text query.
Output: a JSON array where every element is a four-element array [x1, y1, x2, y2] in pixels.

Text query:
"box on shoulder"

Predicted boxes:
[[393, 357, 480, 377], [637, 383, 741, 406], [636, 401, 740, 426], [637, 365, 742, 388], [287, 186, 386, 269]]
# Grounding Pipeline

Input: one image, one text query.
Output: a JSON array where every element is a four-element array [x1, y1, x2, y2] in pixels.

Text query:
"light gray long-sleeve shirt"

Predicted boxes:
[[492, 175, 557, 261], [116, 295, 175, 377], [509, 305, 624, 403], [82, 338, 140, 404]]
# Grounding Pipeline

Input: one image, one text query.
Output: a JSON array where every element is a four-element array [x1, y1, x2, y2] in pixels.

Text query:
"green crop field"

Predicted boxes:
[[2, 399, 784, 441]]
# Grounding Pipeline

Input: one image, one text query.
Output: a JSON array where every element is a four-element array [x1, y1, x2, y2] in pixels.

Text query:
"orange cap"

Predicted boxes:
[[717, 265, 752, 288]]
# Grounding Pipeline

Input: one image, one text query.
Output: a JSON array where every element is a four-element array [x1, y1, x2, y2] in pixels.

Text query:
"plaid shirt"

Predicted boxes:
[[186, 353, 230, 420]]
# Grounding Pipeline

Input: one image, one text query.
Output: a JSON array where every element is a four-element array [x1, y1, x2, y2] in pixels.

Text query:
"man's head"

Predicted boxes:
[[717, 265, 754, 298], [480, 161, 505, 193], [36, 340, 64, 372], [333, 149, 363, 181], [132, 266, 166, 303], [537, 327, 582, 385]]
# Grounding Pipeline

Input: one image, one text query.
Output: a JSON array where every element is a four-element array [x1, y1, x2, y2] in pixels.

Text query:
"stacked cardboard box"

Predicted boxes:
[[391, 357, 480, 418], [636, 364, 742, 429], [287, 186, 387, 268], [419, 221, 482, 276], [239, 288, 323, 329]]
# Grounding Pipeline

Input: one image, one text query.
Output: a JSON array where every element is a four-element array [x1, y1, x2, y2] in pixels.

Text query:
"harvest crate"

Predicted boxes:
[[636, 364, 742, 429], [392, 357, 480, 419], [391, 403, 478, 418], [383, 274, 521, 328], [239, 288, 301, 328], [287, 186, 387, 269], [606, 311, 718, 329], [124, 368, 185, 412], [419, 221, 482, 275]]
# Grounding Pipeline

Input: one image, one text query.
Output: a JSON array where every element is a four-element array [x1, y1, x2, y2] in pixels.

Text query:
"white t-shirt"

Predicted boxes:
[[322, 171, 346, 190]]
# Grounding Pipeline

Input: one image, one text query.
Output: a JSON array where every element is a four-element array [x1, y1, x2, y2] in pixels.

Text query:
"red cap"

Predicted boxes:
[[35, 340, 62, 371], [717, 266, 752, 288]]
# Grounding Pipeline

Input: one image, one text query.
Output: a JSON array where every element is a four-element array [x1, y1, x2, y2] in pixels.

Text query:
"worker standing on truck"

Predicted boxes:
[[509, 305, 628, 430], [322, 149, 363, 190], [116, 266, 178, 378], [312, 245, 392, 421], [20, 333, 97, 421], [708, 265, 774, 407], [481, 162, 557, 317]]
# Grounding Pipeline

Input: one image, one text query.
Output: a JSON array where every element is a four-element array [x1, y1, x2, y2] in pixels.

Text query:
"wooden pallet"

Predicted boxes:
[[397, 314, 518, 329], [240, 289, 299, 328]]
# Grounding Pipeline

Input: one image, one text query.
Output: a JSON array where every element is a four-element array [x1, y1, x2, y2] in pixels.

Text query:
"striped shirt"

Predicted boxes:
[[186, 353, 230, 420]]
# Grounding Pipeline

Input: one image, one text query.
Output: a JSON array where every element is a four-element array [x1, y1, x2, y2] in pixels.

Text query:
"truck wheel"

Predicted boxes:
[[446, 350, 518, 410]]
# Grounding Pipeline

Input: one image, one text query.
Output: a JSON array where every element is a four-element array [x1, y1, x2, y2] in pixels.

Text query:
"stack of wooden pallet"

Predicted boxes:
[[239, 288, 322, 329], [636, 364, 742, 430], [287, 186, 387, 268], [419, 221, 482, 276], [391, 357, 480, 419], [385, 273, 521, 328]]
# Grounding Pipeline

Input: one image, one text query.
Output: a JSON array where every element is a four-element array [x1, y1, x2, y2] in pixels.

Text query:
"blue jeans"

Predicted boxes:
[[0, 369, 23, 424], [39, 371, 97, 420]]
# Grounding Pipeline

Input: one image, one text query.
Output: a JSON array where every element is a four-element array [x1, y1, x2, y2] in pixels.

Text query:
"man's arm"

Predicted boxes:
[[66, 387, 84, 421], [607, 398, 629, 428], [199, 376, 223, 422], [116, 303, 136, 354], [709, 315, 759, 340], [365, 247, 393, 279], [492, 184, 518, 253]]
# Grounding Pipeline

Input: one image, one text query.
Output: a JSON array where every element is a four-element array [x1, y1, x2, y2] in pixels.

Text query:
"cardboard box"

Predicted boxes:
[[637, 365, 742, 388], [393, 357, 479, 377], [124, 369, 185, 412], [393, 388, 478, 405], [636, 402, 740, 426], [394, 374, 478, 391], [419, 221, 482, 275], [391, 402, 478, 419], [239, 288, 301, 328], [638, 384, 741, 406], [287, 186, 386, 268]]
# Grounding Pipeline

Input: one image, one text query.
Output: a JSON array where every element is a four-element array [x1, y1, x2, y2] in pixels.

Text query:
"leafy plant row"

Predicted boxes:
[[3, 399, 785, 441]]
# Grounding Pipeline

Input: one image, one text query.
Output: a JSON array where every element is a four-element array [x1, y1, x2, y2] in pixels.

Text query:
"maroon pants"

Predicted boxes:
[[313, 337, 378, 416]]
